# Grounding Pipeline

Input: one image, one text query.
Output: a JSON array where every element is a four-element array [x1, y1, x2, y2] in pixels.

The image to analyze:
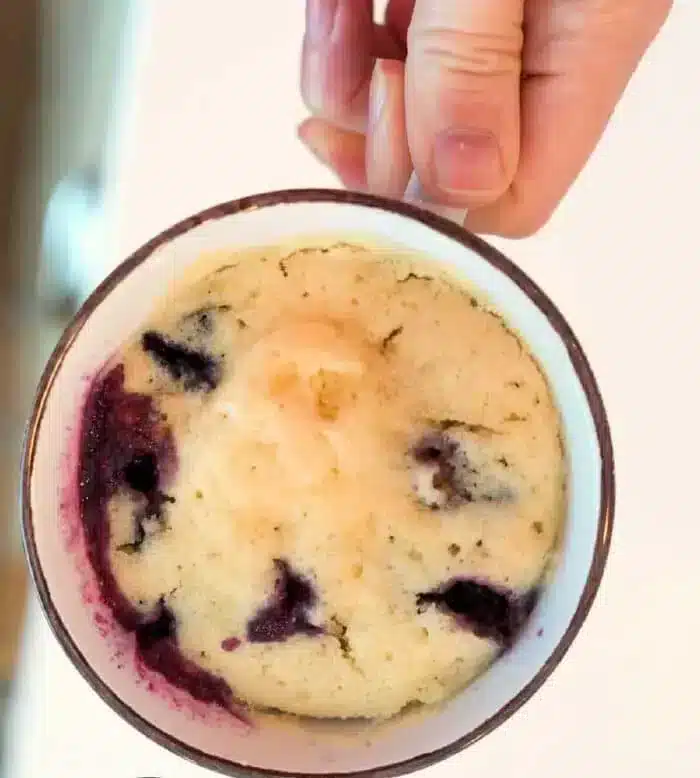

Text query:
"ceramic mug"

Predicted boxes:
[[22, 189, 614, 777]]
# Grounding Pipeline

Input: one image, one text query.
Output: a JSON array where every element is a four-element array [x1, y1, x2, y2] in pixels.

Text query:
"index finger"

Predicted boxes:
[[301, 0, 407, 133], [301, 0, 376, 133]]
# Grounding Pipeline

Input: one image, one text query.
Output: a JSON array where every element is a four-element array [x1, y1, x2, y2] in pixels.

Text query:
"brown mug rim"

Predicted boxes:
[[21, 188, 615, 778]]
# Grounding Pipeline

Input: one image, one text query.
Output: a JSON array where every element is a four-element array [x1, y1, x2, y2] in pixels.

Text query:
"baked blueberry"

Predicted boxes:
[[411, 429, 516, 508], [136, 597, 177, 651], [134, 598, 236, 711], [123, 453, 158, 494], [79, 365, 175, 528], [247, 560, 321, 643], [78, 366, 240, 715], [411, 431, 473, 509], [141, 330, 221, 391], [417, 578, 538, 647], [119, 452, 175, 553]]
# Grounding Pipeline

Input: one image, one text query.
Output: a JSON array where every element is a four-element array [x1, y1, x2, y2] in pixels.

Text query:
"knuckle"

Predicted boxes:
[[300, 39, 371, 132], [503, 206, 553, 239], [301, 86, 327, 121], [500, 183, 557, 238], [300, 42, 325, 116], [409, 27, 522, 78]]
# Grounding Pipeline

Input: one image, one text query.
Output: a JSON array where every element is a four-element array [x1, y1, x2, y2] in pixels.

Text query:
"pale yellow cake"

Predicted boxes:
[[103, 239, 565, 719]]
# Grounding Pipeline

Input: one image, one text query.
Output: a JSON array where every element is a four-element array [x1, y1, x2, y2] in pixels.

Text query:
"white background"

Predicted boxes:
[[6, 1, 700, 776]]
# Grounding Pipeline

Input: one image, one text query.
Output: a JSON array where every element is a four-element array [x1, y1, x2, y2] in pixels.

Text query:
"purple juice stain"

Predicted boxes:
[[134, 599, 234, 710], [411, 430, 515, 509], [119, 452, 176, 552], [123, 452, 158, 493], [141, 330, 221, 392], [417, 578, 539, 648], [221, 636, 241, 652], [78, 364, 238, 713], [79, 365, 175, 564], [411, 431, 474, 508], [247, 560, 322, 643]]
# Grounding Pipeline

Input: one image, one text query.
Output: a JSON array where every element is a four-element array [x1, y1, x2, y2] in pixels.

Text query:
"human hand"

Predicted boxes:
[[299, 0, 671, 237]]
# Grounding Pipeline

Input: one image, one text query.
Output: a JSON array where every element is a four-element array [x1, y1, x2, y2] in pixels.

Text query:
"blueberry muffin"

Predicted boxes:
[[78, 240, 565, 719]]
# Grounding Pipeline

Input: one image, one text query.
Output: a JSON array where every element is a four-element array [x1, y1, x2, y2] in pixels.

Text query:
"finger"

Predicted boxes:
[[301, 0, 409, 134], [466, 0, 673, 237], [406, 0, 524, 208], [376, 0, 413, 59], [385, 0, 414, 47], [366, 59, 412, 197], [298, 117, 367, 191], [301, 0, 376, 132]]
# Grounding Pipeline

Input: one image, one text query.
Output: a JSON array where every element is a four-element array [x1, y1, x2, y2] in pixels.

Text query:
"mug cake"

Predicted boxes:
[[77, 239, 565, 720]]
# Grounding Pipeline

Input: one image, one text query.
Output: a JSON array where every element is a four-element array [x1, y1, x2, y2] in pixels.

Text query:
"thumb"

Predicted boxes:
[[406, 0, 523, 207]]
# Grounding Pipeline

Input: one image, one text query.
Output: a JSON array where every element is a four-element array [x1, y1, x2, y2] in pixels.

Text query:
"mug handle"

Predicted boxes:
[[404, 172, 468, 227]]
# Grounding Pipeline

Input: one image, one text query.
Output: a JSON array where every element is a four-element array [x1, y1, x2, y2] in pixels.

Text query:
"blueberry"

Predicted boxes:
[[412, 432, 460, 464], [247, 560, 321, 643], [79, 367, 170, 503], [133, 599, 237, 712], [118, 454, 175, 551], [136, 597, 177, 651], [141, 330, 221, 391], [411, 432, 473, 509], [79, 364, 175, 557], [78, 367, 240, 715], [417, 579, 538, 647], [118, 491, 175, 554], [123, 453, 158, 494], [411, 429, 515, 509]]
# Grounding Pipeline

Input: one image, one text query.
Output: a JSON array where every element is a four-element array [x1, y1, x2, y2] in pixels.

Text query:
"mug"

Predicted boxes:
[[22, 189, 614, 777]]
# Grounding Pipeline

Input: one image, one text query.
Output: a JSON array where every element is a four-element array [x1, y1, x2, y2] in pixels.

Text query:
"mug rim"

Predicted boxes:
[[21, 188, 615, 778]]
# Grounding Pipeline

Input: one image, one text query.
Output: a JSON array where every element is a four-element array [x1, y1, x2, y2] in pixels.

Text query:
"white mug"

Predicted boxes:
[[22, 189, 614, 777]]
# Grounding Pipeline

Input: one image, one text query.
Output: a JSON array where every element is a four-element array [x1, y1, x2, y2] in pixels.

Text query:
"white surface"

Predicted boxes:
[[6, 0, 700, 776]]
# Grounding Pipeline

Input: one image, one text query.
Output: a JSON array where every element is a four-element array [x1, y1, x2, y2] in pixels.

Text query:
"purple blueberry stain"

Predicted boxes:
[[141, 330, 221, 392], [410, 427, 516, 509], [135, 596, 177, 651], [411, 431, 474, 509], [131, 598, 236, 711], [247, 560, 322, 643], [417, 578, 539, 648], [79, 365, 176, 563], [221, 636, 242, 652], [78, 364, 239, 714], [119, 452, 176, 552], [123, 452, 158, 493]]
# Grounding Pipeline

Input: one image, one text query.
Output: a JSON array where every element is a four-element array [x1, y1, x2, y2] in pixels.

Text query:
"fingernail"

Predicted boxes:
[[306, 0, 339, 45], [433, 129, 504, 194]]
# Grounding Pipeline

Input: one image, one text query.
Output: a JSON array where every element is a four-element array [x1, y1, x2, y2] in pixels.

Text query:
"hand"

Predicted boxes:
[[299, 0, 671, 237]]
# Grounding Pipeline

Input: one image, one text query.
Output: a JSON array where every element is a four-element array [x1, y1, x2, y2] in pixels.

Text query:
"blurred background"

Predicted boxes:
[[0, 0, 132, 752]]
